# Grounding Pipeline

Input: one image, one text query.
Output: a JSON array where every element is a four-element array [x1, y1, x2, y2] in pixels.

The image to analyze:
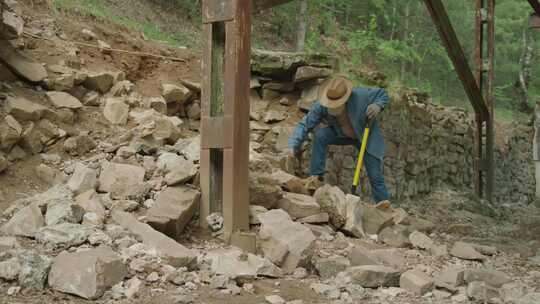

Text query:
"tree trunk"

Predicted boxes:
[[516, 24, 534, 113], [296, 0, 308, 52], [400, 1, 411, 81]]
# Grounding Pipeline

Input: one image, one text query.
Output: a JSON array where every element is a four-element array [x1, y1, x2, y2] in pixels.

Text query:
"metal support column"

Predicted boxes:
[[475, 0, 495, 202], [200, 0, 254, 250]]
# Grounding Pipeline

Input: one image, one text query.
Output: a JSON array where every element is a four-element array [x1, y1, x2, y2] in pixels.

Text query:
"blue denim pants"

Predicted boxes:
[[309, 127, 390, 203]]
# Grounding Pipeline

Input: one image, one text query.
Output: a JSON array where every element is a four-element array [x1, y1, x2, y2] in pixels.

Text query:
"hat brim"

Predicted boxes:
[[318, 77, 353, 109]]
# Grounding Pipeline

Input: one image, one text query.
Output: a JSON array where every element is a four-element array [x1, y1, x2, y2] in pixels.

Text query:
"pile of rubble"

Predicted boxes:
[[0, 2, 538, 303]]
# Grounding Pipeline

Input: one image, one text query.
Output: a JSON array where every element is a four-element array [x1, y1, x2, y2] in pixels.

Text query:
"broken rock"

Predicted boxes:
[[208, 247, 282, 279], [258, 209, 315, 273], [48, 246, 127, 299], [400, 269, 434, 295], [467, 281, 500, 303], [4, 96, 47, 121], [1, 204, 45, 237], [435, 268, 465, 292], [0, 257, 20, 281], [18, 251, 52, 289], [379, 225, 412, 248], [0, 236, 19, 253], [34, 223, 91, 248], [146, 186, 200, 240], [112, 211, 196, 267], [98, 162, 146, 199], [67, 162, 97, 195], [45, 91, 83, 109], [464, 269, 512, 288], [347, 265, 401, 288], [314, 256, 350, 280], [83, 71, 115, 93], [103, 97, 129, 125], [277, 192, 321, 219], [161, 83, 192, 103], [450, 242, 487, 261], [409, 231, 434, 250]]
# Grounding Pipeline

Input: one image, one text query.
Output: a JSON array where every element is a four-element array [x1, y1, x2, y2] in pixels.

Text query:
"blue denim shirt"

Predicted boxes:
[[288, 87, 390, 160]]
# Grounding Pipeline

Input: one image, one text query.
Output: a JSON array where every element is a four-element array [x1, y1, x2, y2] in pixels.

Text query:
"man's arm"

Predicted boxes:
[[368, 88, 390, 110], [366, 88, 389, 120], [288, 102, 324, 152]]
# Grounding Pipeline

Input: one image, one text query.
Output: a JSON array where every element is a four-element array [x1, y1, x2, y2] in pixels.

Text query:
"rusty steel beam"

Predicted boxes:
[[423, 0, 490, 120], [527, 0, 540, 15], [253, 0, 295, 12]]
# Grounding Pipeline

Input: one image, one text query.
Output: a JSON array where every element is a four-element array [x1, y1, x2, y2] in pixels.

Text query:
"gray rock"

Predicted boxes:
[[67, 163, 97, 195], [45, 91, 83, 109], [314, 256, 350, 279], [45, 199, 84, 226], [98, 162, 146, 199], [0, 257, 21, 281], [103, 97, 129, 125], [464, 269, 512, 288], [112, 210, 196, 267], [173, 136, 200, 162], [1, 4, 23, 39], [18, 251, 52, 289], [379, 225, 412, 248], [399, 269, 433, 295], [310, 283, 341, 299], [362, 205, 395, 235], [265, 295, 286, 304], [34, 223, 91, 248], [250, 175, 283, 209], [208, 247, 282, 280], [347, 265, 401, 288], [435, 268, 465, 292], [0, 236, 19, 253], [258, 209, 316, 273], [0, 153, 8, 173], [124, 276, 143, 298], [83, 71, 115, 93], [517, 293, 540, 304], [348, 246, 380, 266], [4, 96, 47, 121], [466, 281, 500, 303], [161, 83, 192, 103], [206, 212, 224, 232], [1, 204, 45, 237], [500, 282, 527, 303], [75, 190, 106, 220], [48, 246, 127, 299], [277, 192, 321, 219], [146, 186, 200, 240], [0, 45, 47, 82], [409, 231, 434, 250], [249, 205, 268, 225], [298, 212, 329, 224], [450, 242, 487, 261], [294, 66, 332, 82]]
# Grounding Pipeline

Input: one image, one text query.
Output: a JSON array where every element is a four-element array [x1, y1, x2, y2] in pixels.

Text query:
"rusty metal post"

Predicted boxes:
[[200, 0, 253, 247], [474, 0, 495, 202]]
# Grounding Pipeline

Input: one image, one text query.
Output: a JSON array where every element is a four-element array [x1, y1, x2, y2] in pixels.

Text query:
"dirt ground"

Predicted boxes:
[[1, 1, 540, 304]]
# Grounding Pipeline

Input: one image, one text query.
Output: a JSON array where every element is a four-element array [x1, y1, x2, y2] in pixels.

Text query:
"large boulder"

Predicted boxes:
[[83, 71, 115, 93], [161, 83, 192, 103], [67, 163, 98, 195], [313, 185, 366, 237], [146, 186, 200, 240], [48, 246, 127, 299], [400, 269, 434, 295], [258, 209, 316, 273], [0, 45, 47, 82], [112, 211, 196, 267]]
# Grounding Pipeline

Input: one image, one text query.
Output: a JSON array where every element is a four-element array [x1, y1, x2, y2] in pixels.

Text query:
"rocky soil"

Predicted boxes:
[[0, 1, 539, 304]]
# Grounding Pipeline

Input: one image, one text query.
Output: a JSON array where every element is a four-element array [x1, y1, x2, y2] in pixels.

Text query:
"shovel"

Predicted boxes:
[[351, 120, 372, 194]]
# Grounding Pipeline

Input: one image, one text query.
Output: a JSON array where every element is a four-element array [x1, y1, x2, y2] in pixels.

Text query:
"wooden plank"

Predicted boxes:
[[485, 0, 495, 202], [474, 0, 485, 197], [202, 0, 236, 23], [222, 0, 252, 237], [200, 116, 234, 149], [527, 0, 540, 16], [423, 0, 489, 120], [253, 0, 295, 12]]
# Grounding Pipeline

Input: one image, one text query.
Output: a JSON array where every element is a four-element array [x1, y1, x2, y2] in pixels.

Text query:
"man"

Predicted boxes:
[[288, 76, 390, 204]]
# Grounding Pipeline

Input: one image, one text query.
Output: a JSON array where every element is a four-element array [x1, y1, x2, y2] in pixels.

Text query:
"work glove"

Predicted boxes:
[[366, 104, 382, 120]]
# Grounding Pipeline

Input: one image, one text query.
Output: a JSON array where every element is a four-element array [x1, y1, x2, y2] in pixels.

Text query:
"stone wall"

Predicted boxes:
[[250, 50, 536, 204]]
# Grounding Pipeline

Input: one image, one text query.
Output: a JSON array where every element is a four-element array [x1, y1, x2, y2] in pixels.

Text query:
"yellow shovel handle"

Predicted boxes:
[[353, 127, 371, 187]]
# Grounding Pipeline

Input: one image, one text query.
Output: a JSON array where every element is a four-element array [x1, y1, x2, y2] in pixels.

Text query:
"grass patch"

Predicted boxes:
[[53, 0, 199, 49]]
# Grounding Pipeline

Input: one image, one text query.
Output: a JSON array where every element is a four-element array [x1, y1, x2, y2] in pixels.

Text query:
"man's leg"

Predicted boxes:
[[364, 153, 390, 203], [309, 127, 356, 176]]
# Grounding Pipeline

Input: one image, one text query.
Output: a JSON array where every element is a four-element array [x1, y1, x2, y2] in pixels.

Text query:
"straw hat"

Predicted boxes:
[[318, 76, 353, 109]]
